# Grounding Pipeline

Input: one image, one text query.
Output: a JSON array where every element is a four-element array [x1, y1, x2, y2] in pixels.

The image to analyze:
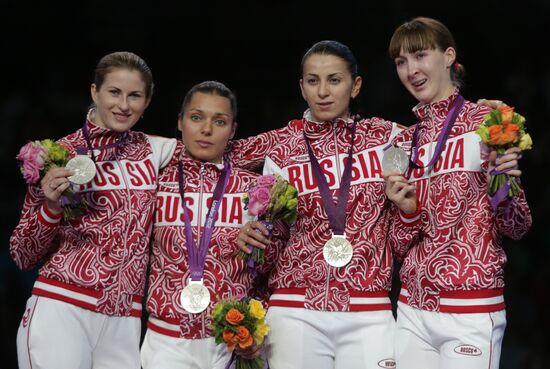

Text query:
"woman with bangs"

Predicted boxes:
[[233, 38, 508, 369], [384, 17, 531, 369]]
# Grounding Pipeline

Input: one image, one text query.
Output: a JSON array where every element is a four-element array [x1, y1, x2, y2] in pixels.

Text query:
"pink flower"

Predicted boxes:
[[22, 160, 42, 183], [257, 175, 276, 188], [247, 186, 271, 216], [17, 142, 46, 184], [17, 142, 45, 163]]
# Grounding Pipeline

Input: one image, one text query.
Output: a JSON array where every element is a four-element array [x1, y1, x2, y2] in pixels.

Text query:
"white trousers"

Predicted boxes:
[[17, 295, 141, 369], [265, 306, 396, 369], [140, 329, 235, 369], [395, 302, 506, 369]]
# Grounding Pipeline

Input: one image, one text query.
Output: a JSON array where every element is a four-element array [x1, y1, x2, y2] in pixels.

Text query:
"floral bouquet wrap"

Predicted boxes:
[[16, 139, 88, 219], [211, 298, 270, 369], [475, 105, 532, 209], [241, 174, 298, 274]]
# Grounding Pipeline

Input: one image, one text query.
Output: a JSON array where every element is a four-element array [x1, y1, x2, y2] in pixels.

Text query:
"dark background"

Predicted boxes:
[[1, 1, 548, 368]]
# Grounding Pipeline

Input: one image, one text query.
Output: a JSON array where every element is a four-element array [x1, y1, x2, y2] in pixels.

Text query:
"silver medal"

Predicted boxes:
[[180, 279, 210, 314], [66, 155, 97, 184], [323, 235, 353, 267], [382, 147, 409, 174]]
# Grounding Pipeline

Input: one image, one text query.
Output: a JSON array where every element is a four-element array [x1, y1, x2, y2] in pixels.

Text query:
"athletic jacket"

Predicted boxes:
[[146, 142, 286, 339], [253, 111, 403, 312], [10, 120, 176, 317], [226, 122, 301, 170], [389, 90, 532, 313]]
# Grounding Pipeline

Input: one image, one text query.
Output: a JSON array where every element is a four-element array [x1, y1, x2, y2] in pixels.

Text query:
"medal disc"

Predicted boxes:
[[66, 155, 97, 184], [180, 280, 210, 313], [382, 147, 409, 174], [323, 236, 353, 267]]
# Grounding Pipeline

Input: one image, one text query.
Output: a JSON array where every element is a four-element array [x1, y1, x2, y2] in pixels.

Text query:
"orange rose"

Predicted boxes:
[[223, 329, 238, 352], [488, 121, 519, 145], [235, 325, 254, 349], [225, 308, 245, 325], [499, 105, 514, 123]]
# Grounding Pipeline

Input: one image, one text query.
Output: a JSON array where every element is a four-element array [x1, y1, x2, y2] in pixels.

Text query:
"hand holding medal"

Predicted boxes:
[[381, 146, 409, 175], [382, 147, 417, 215], [65, 155, 97, 185], [16, 139, 89, 219]]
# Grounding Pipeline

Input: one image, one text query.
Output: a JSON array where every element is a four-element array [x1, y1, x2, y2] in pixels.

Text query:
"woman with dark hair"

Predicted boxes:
[[141, 81, 285, 369], [237, 40, 403, 369]]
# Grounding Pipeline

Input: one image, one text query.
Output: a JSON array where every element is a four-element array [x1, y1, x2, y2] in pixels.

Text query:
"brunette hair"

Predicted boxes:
[[180, 81, 237, 123], [94, 51, 154, 98], [389, 17, 465, 87]]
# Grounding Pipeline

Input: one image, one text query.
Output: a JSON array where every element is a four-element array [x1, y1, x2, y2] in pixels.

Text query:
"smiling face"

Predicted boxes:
[[90, 68, 150, 132], [300, 53, 362, 122], [179, 92, 236, 163], [394, 46, 456, 104]]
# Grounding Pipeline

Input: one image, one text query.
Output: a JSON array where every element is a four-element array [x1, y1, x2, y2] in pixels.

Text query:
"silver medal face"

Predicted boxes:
[[382, 147, 409, 174], [323, 236, 353, 267], [66, 155, 97, 184], [180, 281, 211, 314]]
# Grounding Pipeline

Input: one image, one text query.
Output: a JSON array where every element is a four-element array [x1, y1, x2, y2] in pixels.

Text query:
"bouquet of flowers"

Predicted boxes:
[[241, 174, 298, 267], [211, 298, 270, 369], [475, 105, 532, 208], [16, 139, 88, 219]]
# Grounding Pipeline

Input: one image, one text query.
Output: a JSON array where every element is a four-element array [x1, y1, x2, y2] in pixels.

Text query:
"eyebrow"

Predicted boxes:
[[105, 85, 144, 94], [304, 72, 345, 78], [189, 108, 231, 118]]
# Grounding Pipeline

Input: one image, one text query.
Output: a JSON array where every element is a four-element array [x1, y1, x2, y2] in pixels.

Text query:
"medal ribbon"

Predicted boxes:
[[303, 122, 356, 236], [178, 160, 231, 281], [409, 95, 465, 169], [76, 121, 129, 161]]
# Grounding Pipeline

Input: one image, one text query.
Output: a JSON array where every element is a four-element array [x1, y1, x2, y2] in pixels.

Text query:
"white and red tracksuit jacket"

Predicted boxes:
[[389, 90, 532, 313], [225, 123, 301, 169], [146, 143, 286, 339], [10, 121, 176, 317], [240, 111, 404, 312]]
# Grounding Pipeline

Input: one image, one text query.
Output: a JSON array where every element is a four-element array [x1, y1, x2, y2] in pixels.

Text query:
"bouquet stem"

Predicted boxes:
[[245, 220, 272, 277], [235, 356, 264, 369], [59, 188, 88, 220], [488, 173, 519, 210]]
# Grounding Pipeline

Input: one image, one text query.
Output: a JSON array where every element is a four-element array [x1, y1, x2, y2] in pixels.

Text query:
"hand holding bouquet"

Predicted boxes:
[[475, 105, 532, 209], [241, 175, 298, 268], [211, 298, 270, 369], [17, 139, 88, 219]]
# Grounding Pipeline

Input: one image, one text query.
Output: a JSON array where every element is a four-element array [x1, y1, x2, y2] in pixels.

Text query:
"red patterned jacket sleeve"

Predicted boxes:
[[388, 201, 423, 262], [226, 122, 300, 171], [494, 188, 531, 240], [10, 184, 62, 271]]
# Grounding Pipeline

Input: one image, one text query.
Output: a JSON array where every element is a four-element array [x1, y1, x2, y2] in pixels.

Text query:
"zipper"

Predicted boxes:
[[197, 163, 205, 246], [198, 162, 205, 336], [333, 128, 342, 182], [426, 111, 439, 236], [323, 127, 343, 309], [116, 153, 133, 313]]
